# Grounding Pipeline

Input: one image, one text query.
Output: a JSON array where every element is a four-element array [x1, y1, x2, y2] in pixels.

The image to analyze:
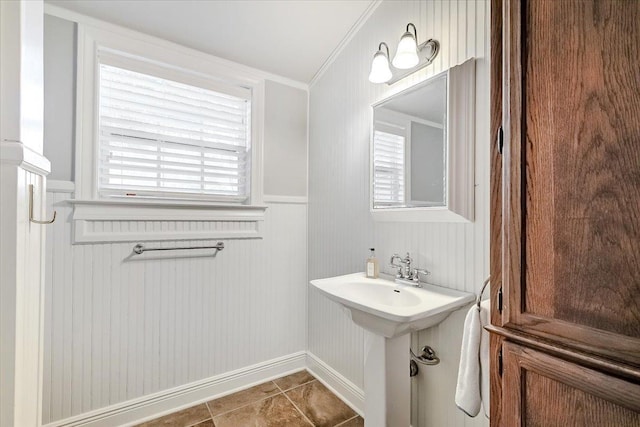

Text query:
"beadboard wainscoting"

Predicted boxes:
[[42, 185, 308, 425], [69, 201, 267, 243], [308, 1, 490, 427]]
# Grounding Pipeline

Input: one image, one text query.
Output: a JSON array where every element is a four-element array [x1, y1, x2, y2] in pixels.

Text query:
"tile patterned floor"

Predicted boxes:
[[136, 370, 364, 427]]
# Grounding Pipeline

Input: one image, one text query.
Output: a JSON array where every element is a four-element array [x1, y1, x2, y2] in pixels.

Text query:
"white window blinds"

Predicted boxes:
[[98, 62, 251, 201], [373, 129, 406, 205]]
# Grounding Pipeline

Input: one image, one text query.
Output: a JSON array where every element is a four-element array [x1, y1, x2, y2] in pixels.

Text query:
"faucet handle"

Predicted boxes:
[[411, 268, 430, 282], [390, 253, 401, 265], [389, 254, 404, 278]]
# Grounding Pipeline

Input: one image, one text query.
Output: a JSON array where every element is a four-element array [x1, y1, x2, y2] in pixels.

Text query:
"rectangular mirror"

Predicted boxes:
[[370, 59, 475, 222]]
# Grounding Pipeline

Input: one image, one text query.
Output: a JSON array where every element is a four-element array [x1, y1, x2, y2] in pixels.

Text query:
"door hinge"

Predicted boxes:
[[497, 126, 504, 155], [498, 347, 503, 376], [498, 287, 503, 313]]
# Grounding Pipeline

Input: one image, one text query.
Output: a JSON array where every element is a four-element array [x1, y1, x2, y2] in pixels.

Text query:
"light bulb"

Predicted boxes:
[[368, 49, 392, 84], [392, 31, 419, 69]]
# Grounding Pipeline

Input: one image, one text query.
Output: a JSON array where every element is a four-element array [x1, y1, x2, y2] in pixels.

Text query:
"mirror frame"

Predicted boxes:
[[370, 58, 475, 222]]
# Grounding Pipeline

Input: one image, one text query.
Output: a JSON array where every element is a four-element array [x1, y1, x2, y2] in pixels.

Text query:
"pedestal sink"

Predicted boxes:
[[310, 273, 474, 427]]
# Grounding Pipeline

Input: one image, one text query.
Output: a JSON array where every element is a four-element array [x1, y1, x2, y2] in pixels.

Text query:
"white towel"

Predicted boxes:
[[455, 299, 491, 418], [479, 299, 490, 418]]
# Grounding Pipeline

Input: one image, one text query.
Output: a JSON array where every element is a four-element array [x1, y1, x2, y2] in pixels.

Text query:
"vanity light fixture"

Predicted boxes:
[[392, 23, 420, 69], [369, 22, 439, 84], [368, 42, 392, 84]]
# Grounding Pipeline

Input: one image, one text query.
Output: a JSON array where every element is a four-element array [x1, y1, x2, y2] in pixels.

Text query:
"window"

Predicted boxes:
[[373, 127, 406, 205], [97, 61, 251, 202], [71, 23, 266, 243]]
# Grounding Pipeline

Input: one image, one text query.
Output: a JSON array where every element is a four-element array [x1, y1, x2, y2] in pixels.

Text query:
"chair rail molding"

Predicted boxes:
[[68, 199, 267, 243], [0, 141, 51, 176]]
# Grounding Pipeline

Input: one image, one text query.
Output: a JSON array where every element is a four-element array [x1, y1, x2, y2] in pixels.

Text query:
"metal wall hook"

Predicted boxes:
[[29, 184, 56, 224]]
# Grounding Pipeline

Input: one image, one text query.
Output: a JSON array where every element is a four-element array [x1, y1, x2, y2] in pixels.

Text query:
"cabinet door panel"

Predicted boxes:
[[502, 0, 640, 366], [503, 342, 640, 426]]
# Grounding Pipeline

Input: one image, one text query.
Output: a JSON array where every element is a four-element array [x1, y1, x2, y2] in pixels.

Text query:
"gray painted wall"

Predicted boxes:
[[43, 16, 308, 197], [44, 15, 76, 181], [264, 81, 308, 197]]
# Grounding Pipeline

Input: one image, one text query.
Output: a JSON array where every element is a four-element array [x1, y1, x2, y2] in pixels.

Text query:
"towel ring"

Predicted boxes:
[[476, 276, 490, 311]]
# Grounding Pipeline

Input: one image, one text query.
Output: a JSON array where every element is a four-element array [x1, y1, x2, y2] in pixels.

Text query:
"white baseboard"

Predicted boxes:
[[44, 352, 306, 427], [43, 351, 365, 426], [306, 352, 365, 416]]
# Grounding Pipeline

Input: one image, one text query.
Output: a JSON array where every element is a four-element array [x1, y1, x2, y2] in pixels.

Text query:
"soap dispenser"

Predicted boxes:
[[366, 248, 379, 279]]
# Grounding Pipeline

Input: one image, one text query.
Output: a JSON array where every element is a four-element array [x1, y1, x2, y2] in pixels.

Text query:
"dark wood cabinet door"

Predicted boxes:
[[490, 0, 505, 423], [502, 342, 640, 426], [501, 0, 640, 366]]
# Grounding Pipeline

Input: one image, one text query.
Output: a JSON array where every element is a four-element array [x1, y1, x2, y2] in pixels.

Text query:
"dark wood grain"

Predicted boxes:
[[525, 0, 640, 337], [503, 342, 640, 426], [488, 334, 503, 426], [489, 0, 504, 424], [486, 325, 640, 384], [500, 0, 640, 367], [489, 0, 503, 331], [551, 1, 640, 337], [525, 372, 640, 427], [502, 0, 523, 330], [493, 0, 640, 424]]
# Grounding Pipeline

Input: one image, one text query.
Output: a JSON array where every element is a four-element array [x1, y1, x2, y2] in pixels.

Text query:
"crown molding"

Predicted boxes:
[[309, 0, 383, 87], [43, 3, 309, 92]]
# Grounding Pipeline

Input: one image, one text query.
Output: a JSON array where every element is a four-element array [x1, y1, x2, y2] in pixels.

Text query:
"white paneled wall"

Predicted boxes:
[[308, 1, 489, 426], [42, 189, 307, 423]]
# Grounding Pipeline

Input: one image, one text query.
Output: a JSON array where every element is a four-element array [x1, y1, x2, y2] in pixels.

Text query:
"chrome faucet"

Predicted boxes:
[[390, 252, 412, 278], [390, 252, 430, 287]]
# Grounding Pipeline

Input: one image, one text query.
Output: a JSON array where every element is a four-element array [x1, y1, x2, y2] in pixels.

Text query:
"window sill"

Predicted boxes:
[[370, 206, 472, 223], [69, 198, 267, 243]]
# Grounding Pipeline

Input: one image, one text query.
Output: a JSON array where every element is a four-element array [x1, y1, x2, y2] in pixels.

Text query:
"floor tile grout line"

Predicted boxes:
[[136, 407, 211, 427], [275, 377, 318, 393], [281, 390, 316, 427], [286, 380, 359, 427], [155, 374, 353, 427], [334, 415, 360, 427], [273, 380, 286, 393], [205, 376, 313, 421], [204, 399, 215, 424], [205, 401, 215, 421], [207, 389, 283, 420], [185, 417, 213, 427]]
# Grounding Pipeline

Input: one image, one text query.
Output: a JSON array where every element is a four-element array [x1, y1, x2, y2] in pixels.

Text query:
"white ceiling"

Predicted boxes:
[[46, 0, 375, 84]]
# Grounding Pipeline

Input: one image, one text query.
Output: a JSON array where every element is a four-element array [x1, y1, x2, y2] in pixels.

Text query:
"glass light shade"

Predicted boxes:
[[368, 51, 392, 83], [392, 31, 419, 69]]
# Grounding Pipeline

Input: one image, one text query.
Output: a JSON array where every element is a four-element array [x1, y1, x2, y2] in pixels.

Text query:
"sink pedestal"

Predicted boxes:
[[310, 273, 475, 427], [364, 332, 410, 427]]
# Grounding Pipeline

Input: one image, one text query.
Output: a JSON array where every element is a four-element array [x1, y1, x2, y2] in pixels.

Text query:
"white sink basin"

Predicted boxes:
[[310, 273, 475, 338]]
